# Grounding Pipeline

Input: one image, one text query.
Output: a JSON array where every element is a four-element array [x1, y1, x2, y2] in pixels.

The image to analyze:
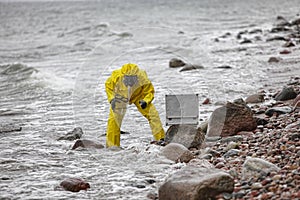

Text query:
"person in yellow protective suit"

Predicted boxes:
[[105, 63, 165, 147]]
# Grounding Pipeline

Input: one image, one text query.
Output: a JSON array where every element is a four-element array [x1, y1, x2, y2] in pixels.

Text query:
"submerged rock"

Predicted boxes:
[[71, 139, 104, 150], [216, 65, 232, 69], [58, 127, 83, 141], [169, 58, 186, 68], [159, 166, 234, 200], [179, 64, 204, 72], [207, 100, 257, 137], [268, 56, 282, 63], [60, 178, 90, 192]]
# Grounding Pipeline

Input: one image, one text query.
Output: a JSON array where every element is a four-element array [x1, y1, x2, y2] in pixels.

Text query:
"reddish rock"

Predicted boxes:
[[202, 98, 210, 104], [245, 93, 265, 103], [279, 49, 291, 54], [207, 100, 257, 137], [292, 94, 300, 106], [60, 178, 90, 192]]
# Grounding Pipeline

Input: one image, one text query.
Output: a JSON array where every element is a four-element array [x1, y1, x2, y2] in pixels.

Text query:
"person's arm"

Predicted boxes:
[[140, 71, 154, 104], [105, 72, 117, 103]]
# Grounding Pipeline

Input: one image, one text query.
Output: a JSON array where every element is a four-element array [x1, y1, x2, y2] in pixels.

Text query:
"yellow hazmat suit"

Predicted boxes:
[[105, 63, 165, 147]]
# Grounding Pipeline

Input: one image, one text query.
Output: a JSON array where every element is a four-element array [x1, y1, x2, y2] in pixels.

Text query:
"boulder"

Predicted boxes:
[[165, 125, 205, 149], [71, 139, 104, 150], [242, 157, 280, 180], [169, 58, 186, 68], [274, 87, 297, 101], [60, 178, 90, 192], [160, 143, 190, 162], [159, 166, 234, 200], [207, 100, 257, 137], [179, 64, 204, 72], [58, 127, 83, 141]]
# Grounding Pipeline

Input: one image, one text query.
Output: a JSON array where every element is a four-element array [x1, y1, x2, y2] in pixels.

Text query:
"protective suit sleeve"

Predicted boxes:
[[105, 71, 118, 103], [140, 71, 154, 104]]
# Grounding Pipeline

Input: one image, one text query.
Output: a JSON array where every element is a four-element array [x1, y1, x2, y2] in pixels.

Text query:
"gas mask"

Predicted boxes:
[[123, 75, 138, 103], [123, 75, 138, 87]]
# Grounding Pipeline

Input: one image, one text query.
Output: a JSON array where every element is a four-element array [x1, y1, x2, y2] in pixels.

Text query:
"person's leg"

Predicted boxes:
[[135, 102, 165, 141], [106, 104, 126, 147]]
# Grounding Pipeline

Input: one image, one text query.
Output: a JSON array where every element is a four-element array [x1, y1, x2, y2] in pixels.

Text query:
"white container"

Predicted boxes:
[[165, 94, 199, 125]]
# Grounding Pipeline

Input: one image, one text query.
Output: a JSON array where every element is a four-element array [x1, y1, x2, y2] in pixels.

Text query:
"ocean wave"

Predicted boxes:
[[0, 63, 73, 91], [0, 63, 38, 76]]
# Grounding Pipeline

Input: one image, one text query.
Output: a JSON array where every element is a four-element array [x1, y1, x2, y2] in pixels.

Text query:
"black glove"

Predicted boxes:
[[150, 138, 167, 146], [139, 100, 147, 109], [110, 98, 116, 111], [157, 138, 166, 146]]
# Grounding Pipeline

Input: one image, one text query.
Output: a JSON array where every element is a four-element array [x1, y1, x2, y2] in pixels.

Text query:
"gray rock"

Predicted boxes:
[[225, 141, 239, 151], [251, 182, 263, 190], [159, 166, 234, 200], [201, 147, 221, 157], [220, 135, 244, 143], [71, 139, 104, 150], [200, 154, 213, 160], [207, 101, 257, 137], [160, 143, 190, 162], [268, 57, 282, 63], [179, 64, 204, 72], [242, 157, 280, 180], [224, 149, 240, 158], [165, 125, 205, 149], [216, 65, 232, 69], [265, 106, 292, 117], [274, 87, 297, 101], [58, 127, 83, 141], [169, 58, 186, 68]]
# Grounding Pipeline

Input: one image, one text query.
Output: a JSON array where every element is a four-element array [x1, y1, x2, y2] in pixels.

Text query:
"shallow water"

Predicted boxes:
[[0, 0, 300, 199]]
